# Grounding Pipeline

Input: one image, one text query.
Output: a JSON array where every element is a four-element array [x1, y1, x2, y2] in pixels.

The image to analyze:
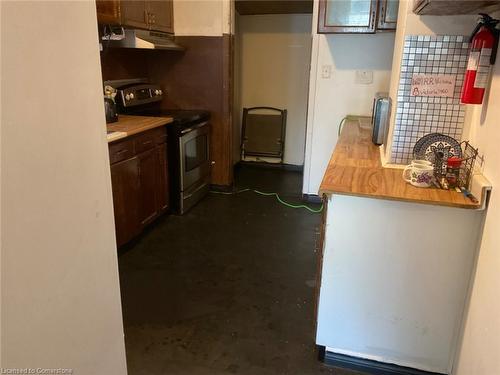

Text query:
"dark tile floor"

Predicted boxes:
[[118, 164, 364, 375]]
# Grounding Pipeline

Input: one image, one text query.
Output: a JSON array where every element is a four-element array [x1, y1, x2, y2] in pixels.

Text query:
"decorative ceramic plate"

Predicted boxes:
[[413, 133, 463, 164]]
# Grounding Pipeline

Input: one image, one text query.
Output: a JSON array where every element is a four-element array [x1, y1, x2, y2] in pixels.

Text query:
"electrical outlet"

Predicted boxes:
[[355, 70, 373, 84], [321, 65, 332, 79]]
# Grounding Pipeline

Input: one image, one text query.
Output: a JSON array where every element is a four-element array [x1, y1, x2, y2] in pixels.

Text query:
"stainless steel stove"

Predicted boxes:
[[104, 79, 211, 214]]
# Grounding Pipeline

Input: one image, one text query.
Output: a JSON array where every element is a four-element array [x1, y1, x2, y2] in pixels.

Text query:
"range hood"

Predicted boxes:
[[102, 28, 184, 51]]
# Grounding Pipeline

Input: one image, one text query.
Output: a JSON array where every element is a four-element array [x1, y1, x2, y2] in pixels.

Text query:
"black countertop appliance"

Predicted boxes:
[[104, 97, 118, 123]]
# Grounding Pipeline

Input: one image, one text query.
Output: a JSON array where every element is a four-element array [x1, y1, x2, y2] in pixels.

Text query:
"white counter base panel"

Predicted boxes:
[[316, 194, 485, 374]]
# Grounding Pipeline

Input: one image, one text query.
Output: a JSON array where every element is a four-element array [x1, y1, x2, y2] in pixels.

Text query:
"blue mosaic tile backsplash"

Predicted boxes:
[[390, 35, 470, 164]]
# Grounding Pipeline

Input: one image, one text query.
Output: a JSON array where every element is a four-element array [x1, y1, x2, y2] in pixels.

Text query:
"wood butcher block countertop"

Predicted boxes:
[[107, 115, 174, 143], [319, 120, 480, 209]]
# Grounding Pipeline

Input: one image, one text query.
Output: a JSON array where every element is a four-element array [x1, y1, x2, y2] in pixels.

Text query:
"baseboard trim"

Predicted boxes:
[[302, 194, 322, 204], [319, 348, 446, 375]]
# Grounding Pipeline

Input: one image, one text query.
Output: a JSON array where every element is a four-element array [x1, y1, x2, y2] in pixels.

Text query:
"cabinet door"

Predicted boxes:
[[377, 0, 399, 30], [110, 157, 141, 247], [138, 148, 160, 227], [148, 0, 174, 33], [121, 0, 148, 30], [155, 143, 169, 212], [96, 0, 121, 24], [318, 0, 378, 33]]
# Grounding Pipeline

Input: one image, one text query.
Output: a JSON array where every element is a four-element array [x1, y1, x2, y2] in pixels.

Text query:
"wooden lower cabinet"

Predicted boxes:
[[156, 143, 169, 212], [138, 147, 162, 226], [110, 156, 141, 247], [109, 127, 169, 247]]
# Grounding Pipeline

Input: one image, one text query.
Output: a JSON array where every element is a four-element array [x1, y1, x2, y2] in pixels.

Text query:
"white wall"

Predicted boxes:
[[455, 31, 500, 375], [1, 2, 127, 373], [236, 14, 312, 166], [303, 0, 395, 194], [174, 0, 232, 36]]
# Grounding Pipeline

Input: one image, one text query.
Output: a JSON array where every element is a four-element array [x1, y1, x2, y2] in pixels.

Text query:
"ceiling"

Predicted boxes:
[[235, 0, 313, 15]]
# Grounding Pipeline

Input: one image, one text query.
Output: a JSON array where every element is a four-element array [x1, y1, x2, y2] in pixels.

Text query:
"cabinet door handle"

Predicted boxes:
[[116, 149, 129, 155], [142, 140, 153, 146]]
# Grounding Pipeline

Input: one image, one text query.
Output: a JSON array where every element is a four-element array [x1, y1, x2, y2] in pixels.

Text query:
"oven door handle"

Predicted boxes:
[[180, 121, 209, 135]]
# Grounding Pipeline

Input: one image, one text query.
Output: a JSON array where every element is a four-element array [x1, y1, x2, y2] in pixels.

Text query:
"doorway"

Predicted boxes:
[[232, 11, 313, 171]]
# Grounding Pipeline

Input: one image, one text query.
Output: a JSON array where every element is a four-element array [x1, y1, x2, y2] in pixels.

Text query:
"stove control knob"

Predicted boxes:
[[129, 93, 135, 99], [159, 90, 163, 95], [125, 94, 130, 101]]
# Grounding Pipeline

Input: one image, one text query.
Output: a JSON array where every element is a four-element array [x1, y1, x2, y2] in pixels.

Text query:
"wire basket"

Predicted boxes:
[[433, 141, 478, 190]]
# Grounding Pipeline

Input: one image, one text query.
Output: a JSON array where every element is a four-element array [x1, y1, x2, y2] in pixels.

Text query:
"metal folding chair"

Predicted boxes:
[[240, 107, 287, 163]]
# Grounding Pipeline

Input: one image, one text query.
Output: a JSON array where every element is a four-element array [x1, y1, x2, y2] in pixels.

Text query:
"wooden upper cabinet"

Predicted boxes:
[[318, 0, 378, 33], [96, 0, 121, 24], [110, 156, 141, 247], [96, 0, 174, 34], [121, 0, 148, 29], [377, 0, 398, 30], [148, 0, 174, 33], [318, 0, 398, 34]]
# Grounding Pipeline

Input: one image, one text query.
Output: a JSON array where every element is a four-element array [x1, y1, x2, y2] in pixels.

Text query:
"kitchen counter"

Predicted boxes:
[[107, 115, 174, 143], [315, 120, 487, 373], [319, 119, 480, 209]]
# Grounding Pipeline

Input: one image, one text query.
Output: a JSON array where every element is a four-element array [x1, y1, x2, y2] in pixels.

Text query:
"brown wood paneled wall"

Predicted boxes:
[[148, 35, 233, 186], [99, 35, 234, 187], [100, 48, 150, 81]]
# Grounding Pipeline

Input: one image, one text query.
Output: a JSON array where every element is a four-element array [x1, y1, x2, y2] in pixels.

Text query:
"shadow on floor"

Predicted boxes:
[[118, 165, 364, 375]]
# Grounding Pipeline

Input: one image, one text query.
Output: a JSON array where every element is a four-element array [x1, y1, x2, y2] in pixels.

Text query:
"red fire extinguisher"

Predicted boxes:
[[461, 14, 500, 104]]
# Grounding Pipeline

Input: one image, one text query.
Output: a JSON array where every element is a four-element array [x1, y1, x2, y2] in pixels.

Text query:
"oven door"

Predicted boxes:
[[179, 121, 210, 191]]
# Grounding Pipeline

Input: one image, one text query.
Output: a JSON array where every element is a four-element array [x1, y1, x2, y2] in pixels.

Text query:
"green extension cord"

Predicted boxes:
[[210, 188, 323, 213]]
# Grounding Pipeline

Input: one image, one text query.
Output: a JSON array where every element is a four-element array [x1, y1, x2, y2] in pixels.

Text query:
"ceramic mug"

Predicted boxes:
[[410, 159, 433, 168], [403, 162, 434, 188]]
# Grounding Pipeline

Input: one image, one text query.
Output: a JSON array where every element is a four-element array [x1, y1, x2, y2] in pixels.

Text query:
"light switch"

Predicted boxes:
[[321, 65, 332, 79], [355, 70, 374, 84]]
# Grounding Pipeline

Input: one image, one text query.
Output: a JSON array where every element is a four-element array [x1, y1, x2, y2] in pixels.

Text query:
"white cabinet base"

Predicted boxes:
[[316, 194, 485, 374]]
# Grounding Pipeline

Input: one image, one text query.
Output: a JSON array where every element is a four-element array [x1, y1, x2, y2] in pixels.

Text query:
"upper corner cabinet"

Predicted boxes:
[[318, 0, 398, 34]]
